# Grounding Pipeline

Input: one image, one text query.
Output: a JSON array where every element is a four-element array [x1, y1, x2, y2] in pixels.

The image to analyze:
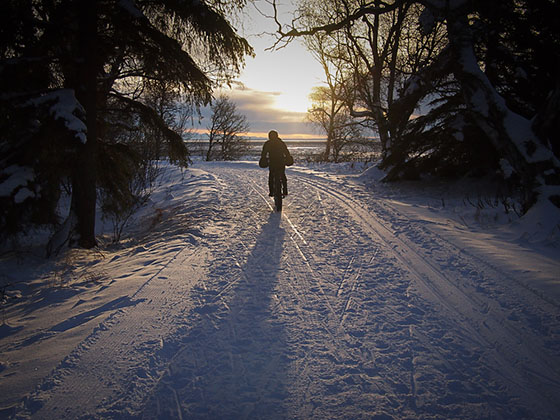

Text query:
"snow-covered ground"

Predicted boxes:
[[1, 160, 559, 419]]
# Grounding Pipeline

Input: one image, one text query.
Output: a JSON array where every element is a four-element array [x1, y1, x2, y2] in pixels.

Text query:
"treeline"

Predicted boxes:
[[294, 0, 559, 211], [0, 0, 252, 250]]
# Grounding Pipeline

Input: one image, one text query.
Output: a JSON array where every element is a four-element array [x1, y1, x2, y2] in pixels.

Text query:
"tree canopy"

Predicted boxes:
[[0, 0, 253, 248], [277, 0, 560, 211]]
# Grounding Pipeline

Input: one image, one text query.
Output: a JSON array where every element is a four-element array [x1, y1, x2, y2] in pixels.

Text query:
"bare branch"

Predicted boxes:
[[275, 0, 407, 40]]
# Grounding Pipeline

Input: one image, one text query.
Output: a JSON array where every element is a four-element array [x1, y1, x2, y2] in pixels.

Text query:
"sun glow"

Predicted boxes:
[[190, 128, 324, 140], [239, 43, 323, 114], [198, 2, 327, 137], [272, 91, 312, 114], [238, 5, 324, 115]]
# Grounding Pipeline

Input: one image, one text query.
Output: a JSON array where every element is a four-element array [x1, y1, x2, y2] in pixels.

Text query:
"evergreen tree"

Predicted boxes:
[[0, 0, 253, 249], [384, 0, 560, 183]]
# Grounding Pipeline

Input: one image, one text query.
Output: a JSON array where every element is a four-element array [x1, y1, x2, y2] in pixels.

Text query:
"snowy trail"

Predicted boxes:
[[12, 162, 560, 419], [290, 169, 560, 415]]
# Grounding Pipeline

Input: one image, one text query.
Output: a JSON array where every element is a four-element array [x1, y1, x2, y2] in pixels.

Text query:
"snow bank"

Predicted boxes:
[[512, 197, 560, 245], [355, 164, 387, 183], [349, 162, 559, 303], [0, 165, 35, 199], [0, 161, 222, 412]]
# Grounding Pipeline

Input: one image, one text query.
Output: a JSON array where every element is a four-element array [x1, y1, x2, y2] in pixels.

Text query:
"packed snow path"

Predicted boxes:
[[15, 162, 560, 419]]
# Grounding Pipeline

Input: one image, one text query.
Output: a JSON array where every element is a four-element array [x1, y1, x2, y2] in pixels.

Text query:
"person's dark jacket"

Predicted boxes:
[[261, 138, 291, 168]]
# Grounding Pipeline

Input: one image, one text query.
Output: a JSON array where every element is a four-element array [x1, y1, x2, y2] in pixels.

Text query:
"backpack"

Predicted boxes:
[[259, 156, 269, 168], [284, 153, 294, 166]]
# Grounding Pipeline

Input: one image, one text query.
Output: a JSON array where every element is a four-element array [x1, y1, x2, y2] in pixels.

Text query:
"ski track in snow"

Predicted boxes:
[[9, 162, 560, 419]]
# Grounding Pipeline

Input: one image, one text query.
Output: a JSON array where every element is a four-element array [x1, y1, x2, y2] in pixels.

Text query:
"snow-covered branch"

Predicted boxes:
[[28, 90, 87, 144]]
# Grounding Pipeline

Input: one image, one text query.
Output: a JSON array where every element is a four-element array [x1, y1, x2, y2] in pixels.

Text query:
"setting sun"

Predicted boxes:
[[199, 2, 327, 137], [237, 3, 324, 115], [237, 40, 324, 114]]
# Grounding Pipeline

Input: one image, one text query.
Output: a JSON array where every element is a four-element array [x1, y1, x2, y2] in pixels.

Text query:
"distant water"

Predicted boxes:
[[186, 139, 327, 158], [186, 138, 381, 160]]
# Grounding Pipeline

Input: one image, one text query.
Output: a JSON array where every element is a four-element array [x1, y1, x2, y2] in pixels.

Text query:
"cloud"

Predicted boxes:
[[194, 86, 320, 138], [229, 87, 310, 132]]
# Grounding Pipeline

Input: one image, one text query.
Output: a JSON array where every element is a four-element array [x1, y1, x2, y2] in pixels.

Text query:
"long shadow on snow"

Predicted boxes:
[[15, 296, 144, 349], [143, 212, 289, 419]]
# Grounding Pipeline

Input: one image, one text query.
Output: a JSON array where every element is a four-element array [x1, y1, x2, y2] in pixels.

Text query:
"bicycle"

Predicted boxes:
[[270, 167, 283, 212]]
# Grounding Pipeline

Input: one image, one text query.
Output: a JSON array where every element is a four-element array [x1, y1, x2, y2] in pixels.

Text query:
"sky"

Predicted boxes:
[[194, 1, 327, 140]]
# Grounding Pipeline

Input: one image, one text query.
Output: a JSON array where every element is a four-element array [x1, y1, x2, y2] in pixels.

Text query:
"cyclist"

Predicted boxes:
[[260, 130, 292, 197]]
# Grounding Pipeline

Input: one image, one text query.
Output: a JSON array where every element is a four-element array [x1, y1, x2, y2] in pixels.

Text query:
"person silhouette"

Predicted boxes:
[[260, 130, 292, 197]]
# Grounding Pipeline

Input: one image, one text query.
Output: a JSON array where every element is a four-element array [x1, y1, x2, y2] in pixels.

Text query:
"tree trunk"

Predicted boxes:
[[206, 135, 215, 161], [367, 61, 391, 154], [324, 105, 335, 161], [72, 1, 98, 248]]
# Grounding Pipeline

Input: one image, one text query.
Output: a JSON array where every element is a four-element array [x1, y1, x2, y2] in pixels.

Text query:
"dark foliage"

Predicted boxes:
[[381, 0, 560, 204], [384, 78, 502, 181], [474, 0, 560, 157], [0, 0, 252, 247]]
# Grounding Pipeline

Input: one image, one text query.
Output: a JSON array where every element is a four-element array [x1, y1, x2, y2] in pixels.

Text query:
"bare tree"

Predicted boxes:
[[206, 95, 250, 161], [307, 85, 364, 162], [305, 31, 347, 161], [271, 0, 560, 210], [297, 0, 445, 154], [142, 80, 194, 162]]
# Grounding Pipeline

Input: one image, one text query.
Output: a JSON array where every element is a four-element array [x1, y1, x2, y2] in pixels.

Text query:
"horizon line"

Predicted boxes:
[[189, 128, 326, 140]]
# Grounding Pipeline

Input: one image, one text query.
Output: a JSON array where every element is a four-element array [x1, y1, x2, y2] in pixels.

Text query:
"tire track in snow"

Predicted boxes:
[[141, 165, 296, 419], [251, 177, 382, 325], [176, 166, 402, 418], [249, 178, 358, 339], [295, 171, 560, 417], [250, 177, 381, 341], [249, 168, 426, 418]]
